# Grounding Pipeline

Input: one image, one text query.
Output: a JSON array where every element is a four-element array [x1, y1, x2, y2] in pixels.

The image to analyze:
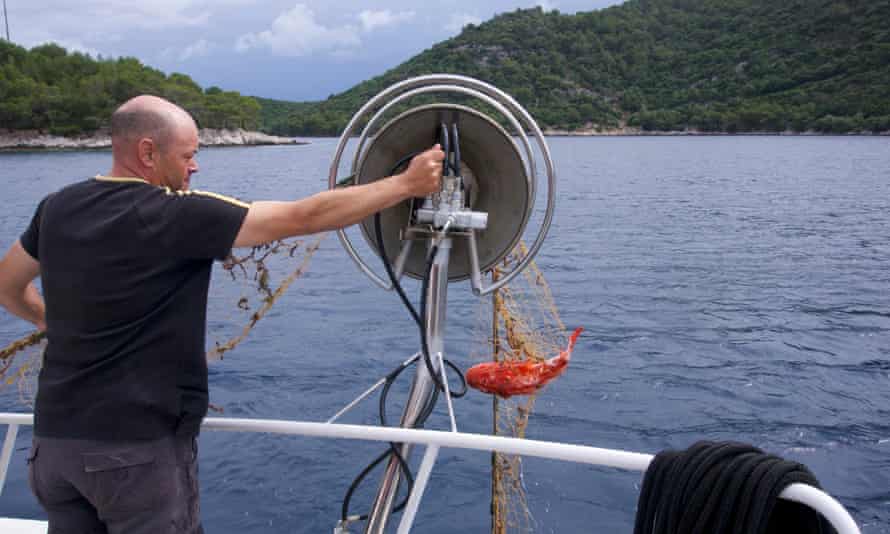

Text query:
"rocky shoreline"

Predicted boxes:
[[0, 128, 307, 150], [542, 127, 889, 136], [3, 128, 884, 150]]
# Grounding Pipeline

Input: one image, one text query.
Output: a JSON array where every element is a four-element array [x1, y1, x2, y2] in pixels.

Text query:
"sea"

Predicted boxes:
[[1, 136, 888, 533]]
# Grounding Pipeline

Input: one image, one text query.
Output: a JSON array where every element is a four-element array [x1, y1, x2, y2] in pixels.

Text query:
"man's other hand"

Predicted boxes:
[[397, 144, 445, 198]]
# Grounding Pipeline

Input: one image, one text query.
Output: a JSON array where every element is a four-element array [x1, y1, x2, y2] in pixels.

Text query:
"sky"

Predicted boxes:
[[4, 0, 624, 101]]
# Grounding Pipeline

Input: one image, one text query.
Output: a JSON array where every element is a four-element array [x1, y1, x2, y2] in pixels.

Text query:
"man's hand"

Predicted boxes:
[[233, 144, 447, 248], [396, 144, 445, 198]]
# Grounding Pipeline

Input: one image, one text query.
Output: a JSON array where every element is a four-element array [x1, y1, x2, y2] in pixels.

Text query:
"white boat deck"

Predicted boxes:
[[0, 412, 863, 534]]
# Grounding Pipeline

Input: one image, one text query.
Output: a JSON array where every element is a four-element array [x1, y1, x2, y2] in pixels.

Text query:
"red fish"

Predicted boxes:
[[466, 328, 583, 398]]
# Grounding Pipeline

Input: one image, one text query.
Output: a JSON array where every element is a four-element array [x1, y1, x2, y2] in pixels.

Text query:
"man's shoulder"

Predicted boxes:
[[48, 177, 115, 200], [168, 188, 251, 210], [33, 179, 89, 211]]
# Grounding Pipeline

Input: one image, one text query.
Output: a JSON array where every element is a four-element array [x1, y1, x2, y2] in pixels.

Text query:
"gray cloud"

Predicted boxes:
[[358, 9, 416, 32], [6, 0, 625, 99], [235, 4, 361, 57]]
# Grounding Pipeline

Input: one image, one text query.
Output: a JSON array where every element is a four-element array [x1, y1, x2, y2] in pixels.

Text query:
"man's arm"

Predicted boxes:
[[233, 145, 444, 248], [0, 240, 46, 331]]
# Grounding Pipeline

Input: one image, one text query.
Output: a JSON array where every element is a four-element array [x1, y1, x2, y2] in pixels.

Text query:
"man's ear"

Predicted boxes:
[[138, 138, 156, 168]]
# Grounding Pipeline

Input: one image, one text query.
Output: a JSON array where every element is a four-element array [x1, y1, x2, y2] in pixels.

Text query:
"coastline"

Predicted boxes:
[[0, 128, 308, 151], [542, 127, 890, 137], [2, 128, 885, 151]]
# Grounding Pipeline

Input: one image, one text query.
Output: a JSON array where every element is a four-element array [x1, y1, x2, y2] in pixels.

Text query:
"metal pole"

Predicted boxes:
[[395, 445, 441, 534], [363, 238, 453, 534], [0, 424, 19, 497], [2, 0, 9, 42]]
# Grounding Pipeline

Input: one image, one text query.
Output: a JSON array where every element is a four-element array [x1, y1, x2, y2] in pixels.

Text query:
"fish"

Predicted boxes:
[[466, 327, 583, 398]]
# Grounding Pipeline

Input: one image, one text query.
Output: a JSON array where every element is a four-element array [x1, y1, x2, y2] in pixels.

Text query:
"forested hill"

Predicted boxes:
[[264, 0, 890, 136], [0, 41, 261, 136], [2, 0, 888, 137]]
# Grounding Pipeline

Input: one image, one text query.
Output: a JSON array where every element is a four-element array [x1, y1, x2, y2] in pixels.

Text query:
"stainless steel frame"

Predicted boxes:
[[327, 74, 557, 296]]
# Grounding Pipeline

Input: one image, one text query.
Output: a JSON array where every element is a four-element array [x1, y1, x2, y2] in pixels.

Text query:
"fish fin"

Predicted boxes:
[[553, 327, 583, 364], [567, 327, 583, 350]]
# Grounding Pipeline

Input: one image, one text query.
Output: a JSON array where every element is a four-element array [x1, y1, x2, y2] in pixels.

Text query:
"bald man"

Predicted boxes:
[[0, 95, 444, 533]]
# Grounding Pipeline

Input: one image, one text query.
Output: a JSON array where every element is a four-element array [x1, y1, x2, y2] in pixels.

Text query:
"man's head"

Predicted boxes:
[[110, 95, 199, 191]]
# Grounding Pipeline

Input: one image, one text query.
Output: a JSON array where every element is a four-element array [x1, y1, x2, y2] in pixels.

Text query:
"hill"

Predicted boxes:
[[264, 0, 890, 136], [0, 41, 260, 136], [2, 1, 888, 137]]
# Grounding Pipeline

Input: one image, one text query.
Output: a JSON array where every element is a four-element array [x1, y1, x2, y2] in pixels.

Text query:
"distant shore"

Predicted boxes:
[[542, 127, 890, 136], [0, 129, 308, 151], [2, 128, 885, 151]]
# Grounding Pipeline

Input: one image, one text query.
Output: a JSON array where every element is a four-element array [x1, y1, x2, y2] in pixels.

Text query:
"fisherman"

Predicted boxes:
[[0, 94, 444, 533]]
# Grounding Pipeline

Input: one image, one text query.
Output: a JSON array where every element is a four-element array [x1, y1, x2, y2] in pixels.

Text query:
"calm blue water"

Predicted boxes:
[[1, 137, 888, 533]]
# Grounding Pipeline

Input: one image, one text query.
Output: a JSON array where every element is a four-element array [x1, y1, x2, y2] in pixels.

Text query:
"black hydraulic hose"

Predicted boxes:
[[367, 150, 428, 330], [439, 123, 450, 177], [373, 146, 467, 398], [373, 215, 467, 399], [418, 244, 467, 398], [450, 123, 461, 181], [341, 143, 472, 522], [341, 442, 415, 521]]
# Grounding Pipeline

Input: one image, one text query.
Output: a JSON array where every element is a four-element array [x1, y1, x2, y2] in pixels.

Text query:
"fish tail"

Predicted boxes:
[[559, 327, 583, 363], [567, 327, 583, 352], [543, 327, 583, 375]]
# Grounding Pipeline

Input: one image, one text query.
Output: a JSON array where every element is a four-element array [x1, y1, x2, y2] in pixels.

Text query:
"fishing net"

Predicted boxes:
[[0, 331, 45, 407], [470, 242, 569, 534], [0, 237, 565, 534], [207, 234, 327, 362], [0, 235, 327, 406]]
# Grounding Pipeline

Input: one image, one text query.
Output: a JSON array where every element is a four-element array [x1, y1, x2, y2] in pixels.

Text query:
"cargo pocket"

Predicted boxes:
[[83, 448, 158, 515], [82, 449, 155, 473]]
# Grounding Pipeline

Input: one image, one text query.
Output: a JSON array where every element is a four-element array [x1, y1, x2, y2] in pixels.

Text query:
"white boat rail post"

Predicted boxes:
[[436, 350, 457, 433], [395, 445, 441, 534], [0, 422, 19, 497]]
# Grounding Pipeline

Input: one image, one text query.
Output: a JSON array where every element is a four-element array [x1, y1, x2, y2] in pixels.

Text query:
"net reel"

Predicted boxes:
[[328, 75, 556, 534], [328, 74, 556, 295]]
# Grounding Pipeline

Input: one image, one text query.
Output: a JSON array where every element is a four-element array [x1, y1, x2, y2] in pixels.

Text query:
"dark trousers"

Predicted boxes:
[[27, 434, 203, 534]]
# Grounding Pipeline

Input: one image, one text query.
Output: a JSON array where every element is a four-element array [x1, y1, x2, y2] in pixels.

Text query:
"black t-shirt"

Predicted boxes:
[[20, 176, 249, 441]]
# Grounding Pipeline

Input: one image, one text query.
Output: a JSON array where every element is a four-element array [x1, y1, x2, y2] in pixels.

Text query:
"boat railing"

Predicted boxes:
[[0, 412, 862, 534]]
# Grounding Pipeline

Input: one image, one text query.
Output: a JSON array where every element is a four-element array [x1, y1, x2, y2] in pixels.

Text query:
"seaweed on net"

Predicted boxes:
[[0, 233, 329, 402], [208, 233, 327, 362]]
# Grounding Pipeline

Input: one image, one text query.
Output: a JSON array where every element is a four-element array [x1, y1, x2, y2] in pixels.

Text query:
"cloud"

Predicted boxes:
[[9, 0, 216, 58], [445, 13, 483, 33], [65, 1, 212, 30], [178, 39, 215, 61], [235, 4, 360, 57], [357, 10, 415, 32]]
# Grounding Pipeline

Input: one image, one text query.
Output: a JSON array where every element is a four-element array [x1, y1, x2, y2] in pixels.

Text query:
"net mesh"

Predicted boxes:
[[469, 242, 568, 533], [1, 238, 565, 534], [208, 234, 326, 362], [0, 235, 326, 406]]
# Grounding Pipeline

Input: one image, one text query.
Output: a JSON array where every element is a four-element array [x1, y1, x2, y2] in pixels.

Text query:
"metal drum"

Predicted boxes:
[[355, 104, 531, 281]]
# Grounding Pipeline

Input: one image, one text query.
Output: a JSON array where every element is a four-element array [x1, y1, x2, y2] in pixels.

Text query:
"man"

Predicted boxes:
[[0, 95, 444, 533]]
